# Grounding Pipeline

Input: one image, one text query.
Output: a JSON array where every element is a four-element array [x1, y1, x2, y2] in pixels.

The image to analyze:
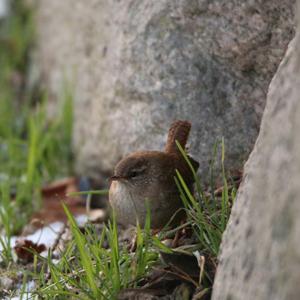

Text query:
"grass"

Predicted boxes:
[[31, 205, 158, 300], [0, 90, 74, 236], [20, 142, 236, 300], [0, 0, 73, 259], [173, 140, 236, 291], [175, 139, 235, 258]]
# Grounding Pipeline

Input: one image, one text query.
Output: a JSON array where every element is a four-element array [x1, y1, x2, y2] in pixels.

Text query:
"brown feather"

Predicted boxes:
[[164, 120, 191, 154]]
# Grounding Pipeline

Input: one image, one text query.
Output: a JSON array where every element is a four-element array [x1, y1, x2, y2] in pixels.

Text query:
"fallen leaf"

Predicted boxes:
[[31, 177, 86, 224], [14, 239, 46, 263], [41, 177, 77, 197]]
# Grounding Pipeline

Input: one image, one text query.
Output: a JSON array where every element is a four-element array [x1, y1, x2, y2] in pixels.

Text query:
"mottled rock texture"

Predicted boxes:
[[35, 0, 295, 181], [212, 10, 300, 300]]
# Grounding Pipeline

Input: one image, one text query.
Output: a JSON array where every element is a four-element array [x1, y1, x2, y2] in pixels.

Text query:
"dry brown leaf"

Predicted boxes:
[[14, 239, 46, 263]]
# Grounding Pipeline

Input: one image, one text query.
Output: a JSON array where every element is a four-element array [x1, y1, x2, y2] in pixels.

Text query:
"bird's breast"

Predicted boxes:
[[109, 181, 145, 226], [109, 180, 182, 228]]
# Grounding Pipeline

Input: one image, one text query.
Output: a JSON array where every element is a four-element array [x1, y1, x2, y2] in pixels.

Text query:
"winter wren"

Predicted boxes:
[[109, 120, 199, 228]]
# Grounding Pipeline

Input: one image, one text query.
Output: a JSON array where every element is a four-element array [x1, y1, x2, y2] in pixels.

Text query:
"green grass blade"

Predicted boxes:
[[62, 203, 101, 299]]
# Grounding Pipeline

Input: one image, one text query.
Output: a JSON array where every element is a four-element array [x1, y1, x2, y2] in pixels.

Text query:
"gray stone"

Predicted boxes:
[[0, 276, 14, 291], [0, 0, 9, 19], [34, 0, 294, 181], [212, 5, 300, 300]]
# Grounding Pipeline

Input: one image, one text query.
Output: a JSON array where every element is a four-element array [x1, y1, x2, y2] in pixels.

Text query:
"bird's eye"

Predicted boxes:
[[129, 171, 138, 178]]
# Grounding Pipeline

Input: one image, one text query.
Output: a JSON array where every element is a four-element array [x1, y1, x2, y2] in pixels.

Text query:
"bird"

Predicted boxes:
[[109, 120, 199, 229]]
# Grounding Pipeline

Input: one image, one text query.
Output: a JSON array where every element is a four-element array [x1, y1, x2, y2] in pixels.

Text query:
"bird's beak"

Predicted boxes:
[[110, 175, 120, 181], [110, 175, 126, 182]]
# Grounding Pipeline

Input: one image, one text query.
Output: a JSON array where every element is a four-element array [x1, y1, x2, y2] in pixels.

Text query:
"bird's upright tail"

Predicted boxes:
[[164, 120, 191, 155]]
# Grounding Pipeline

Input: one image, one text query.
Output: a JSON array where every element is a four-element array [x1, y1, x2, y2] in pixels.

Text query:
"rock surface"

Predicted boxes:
[[0, 0, 9, 19], [212, 8, 300, 300], [35, 0, 294, 181]]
